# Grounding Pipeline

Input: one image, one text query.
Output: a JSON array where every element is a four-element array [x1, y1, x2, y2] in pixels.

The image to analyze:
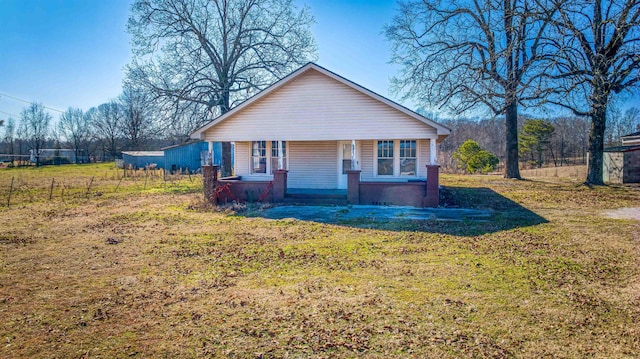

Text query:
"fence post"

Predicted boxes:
[[49, 178, 55, 201], [85, 176, 94, 198], [7, 176, 14, 208]]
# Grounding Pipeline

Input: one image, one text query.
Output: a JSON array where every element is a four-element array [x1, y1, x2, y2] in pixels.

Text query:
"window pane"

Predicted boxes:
[[377, 140, 393, 158], [342, 159, 352, 174], [271, 141, 286, 157], [377, 159, 394, 175], [400, 140, 416, 158], [400, 158, 416, 176], [342, 143, 351, 158]]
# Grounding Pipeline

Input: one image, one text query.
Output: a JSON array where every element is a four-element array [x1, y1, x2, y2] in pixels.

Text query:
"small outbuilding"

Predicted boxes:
[[603, 131, 640, 184], [162, 141, 223, 174], [121, 151, 165, 170]]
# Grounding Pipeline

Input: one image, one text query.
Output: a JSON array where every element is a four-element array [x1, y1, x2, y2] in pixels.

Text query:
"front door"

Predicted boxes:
[[337, 141, 360, 189]]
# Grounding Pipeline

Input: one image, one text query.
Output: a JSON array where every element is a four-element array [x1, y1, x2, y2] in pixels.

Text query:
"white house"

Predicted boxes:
[[191, 63, 451, 207]]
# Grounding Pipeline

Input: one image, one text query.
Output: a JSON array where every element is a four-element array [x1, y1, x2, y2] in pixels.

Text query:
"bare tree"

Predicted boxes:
[[21, 103, 51, 166], [127, 0, 316, 176], [119, 87, 157, 151], [621, 106, 640, 134], [2, 118, 16, 165], [386, 0, 558, 179], [547, 0, 640, 184], [90, 101, 124, 161], [59, 107, 92, 163]]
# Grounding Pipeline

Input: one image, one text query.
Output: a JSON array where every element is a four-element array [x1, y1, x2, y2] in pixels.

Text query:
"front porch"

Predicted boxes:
[[203, 165, 441, 208]]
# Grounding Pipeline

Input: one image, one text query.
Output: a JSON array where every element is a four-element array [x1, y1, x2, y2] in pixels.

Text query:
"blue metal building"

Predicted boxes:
[[121, 151, 165, 169], [162, 141, 223, 173]]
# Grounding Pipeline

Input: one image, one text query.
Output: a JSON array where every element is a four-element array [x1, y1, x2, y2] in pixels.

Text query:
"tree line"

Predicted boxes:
[[0, 88, 174, 166], [438, 105, 639, 173]]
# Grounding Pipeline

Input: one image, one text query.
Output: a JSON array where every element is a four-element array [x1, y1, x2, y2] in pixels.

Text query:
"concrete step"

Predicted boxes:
[[283, 193, 348, 206]]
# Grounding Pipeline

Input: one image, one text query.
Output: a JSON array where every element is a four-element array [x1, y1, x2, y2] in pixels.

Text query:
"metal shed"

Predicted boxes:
[[603, 131, 640, 184], [162, 141, 223, 174], [603, 146, 640, 183], [121, 151, 165, 169]]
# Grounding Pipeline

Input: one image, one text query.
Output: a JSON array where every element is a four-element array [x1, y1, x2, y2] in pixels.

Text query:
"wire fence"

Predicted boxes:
[[1, 165, 203, 208]]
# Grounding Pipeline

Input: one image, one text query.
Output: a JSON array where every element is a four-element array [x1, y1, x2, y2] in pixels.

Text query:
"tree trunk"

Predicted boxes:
[[504, 100, 522, 179], [586, 99, 607, 185]]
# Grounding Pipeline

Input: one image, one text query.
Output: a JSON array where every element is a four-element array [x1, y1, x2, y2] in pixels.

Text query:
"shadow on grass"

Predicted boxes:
[[242, 186, 547, 237]]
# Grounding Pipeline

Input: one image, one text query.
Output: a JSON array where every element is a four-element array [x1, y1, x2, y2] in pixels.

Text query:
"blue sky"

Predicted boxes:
[[0, 0, 637, 124]]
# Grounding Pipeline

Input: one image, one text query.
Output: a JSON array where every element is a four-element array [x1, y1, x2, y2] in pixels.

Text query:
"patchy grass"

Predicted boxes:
[[0, 167, 638, 358], [0, 163, 202, 207]]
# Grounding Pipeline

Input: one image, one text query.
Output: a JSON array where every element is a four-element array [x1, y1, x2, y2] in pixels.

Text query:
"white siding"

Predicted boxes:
[[361, 140, 375, 181], [234, 142, 250, 177], [288, 141, 337, 189], [418, 139, 431, 178], [203, 69, 438, 142]]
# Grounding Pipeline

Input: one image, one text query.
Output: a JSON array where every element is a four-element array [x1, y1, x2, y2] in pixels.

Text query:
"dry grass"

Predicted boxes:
[[0, 165, 639, 358], [519, 165, 587, 181]]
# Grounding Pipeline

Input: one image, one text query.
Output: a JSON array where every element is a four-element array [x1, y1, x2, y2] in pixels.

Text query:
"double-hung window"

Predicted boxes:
[[399, 140, 417, 175], [376, 140, 418, 177], [251, 141, 286, 174], [377, 140, 394, 176], [251, 141, 267, 174], [270, 141, 287, 173]]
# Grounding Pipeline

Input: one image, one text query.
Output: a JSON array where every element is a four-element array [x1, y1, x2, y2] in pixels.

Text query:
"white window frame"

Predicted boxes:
[[249, 141, 288, 176], [399, 140, 418, 177], [270, 140, 287, 174], [251, 141, 267, 175], [373, 140, 419, 178]]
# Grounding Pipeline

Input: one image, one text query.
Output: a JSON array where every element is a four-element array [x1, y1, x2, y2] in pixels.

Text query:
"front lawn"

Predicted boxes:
[[0, 166, 638, 358]]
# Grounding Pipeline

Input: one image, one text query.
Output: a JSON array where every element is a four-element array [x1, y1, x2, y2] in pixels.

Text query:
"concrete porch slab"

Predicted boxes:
[[259, 205, 492, 223]]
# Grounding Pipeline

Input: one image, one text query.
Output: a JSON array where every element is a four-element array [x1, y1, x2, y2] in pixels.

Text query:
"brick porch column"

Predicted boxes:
[[202, 165, 218, 204], [272, 170, 288, 203], [346, 170, 361, 205], [423, 165, 440, 207]]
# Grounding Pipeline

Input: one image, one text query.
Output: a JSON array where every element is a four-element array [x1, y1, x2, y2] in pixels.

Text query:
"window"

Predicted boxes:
[[399, 140, 417, 176], [251, 141, 266, 174], [342, 143, 352, 174], [375, 140, 418, 177], [377, 140, 394, 176], [270, 141, 287, 173]]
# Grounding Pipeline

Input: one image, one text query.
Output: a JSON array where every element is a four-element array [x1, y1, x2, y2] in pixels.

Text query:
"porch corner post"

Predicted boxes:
[[430, 137, 438, 165], [273, 169, 288, 203], [203, 164, 219, 204], [351, 140, 357, 169], [277, 140, 284, 170], [346, 170, 361, 205], [207, 141, 214, 165], [424, 165, 440, 208]]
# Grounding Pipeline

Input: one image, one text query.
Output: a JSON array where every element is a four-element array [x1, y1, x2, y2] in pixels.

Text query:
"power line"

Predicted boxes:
[[0, 110, 20, 118], [0, 92, 64, 113]]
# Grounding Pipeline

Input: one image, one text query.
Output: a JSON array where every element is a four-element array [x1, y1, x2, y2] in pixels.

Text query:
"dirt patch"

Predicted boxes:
[[603, 207, 640, 221]]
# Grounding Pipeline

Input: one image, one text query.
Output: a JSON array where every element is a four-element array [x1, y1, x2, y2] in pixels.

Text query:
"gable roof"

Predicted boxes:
[[191, 63, 451, 140]]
